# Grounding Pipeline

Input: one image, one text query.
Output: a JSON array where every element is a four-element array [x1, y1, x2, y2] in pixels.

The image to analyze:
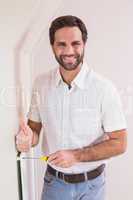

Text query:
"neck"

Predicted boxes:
[[59, 63, 82, 85]]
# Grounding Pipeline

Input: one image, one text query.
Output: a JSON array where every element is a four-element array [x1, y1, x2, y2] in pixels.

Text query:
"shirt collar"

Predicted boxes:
[[55, 62, 91, 89]]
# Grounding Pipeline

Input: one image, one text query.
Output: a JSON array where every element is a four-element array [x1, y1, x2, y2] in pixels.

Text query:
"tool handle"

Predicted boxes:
[[40, 156, 49, 161]]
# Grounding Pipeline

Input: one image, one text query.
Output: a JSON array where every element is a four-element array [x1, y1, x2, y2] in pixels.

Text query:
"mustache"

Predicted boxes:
[[60, 54, 79, 58]]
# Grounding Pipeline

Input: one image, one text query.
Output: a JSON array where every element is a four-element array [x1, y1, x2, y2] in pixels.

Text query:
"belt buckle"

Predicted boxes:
[[62, 173, 65, 182], [84, 172, 88, 181], [56, 171, 66, 182], [62, 173, 68, 184], [56, 170, 59, 178]]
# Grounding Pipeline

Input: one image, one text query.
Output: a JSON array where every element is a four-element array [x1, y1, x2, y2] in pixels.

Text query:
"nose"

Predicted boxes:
[[63, 45, 74, 55]]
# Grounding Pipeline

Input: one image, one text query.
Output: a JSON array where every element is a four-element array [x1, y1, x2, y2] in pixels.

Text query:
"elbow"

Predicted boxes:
[[118, 137, 127, 155], [120, 142, 127, 154], [117, 130, 127, 155]]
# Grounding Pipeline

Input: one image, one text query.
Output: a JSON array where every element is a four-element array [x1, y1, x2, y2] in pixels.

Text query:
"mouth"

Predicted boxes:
[[62, 56, 76, 63]]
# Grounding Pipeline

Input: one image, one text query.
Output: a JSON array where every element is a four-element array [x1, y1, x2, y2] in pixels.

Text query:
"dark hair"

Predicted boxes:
[[49, 15, 88, 45]]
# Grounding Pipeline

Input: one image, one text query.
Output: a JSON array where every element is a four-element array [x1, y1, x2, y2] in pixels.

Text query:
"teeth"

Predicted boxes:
[[63, 57, 75, 61]]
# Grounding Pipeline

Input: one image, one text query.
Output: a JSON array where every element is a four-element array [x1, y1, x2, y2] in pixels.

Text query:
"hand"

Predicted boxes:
[[16, 120, 33, 152], [48, 149, 79, 168]]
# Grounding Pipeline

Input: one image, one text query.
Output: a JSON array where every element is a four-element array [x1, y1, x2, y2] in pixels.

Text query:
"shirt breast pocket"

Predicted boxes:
[[71, 108, 99, 134]]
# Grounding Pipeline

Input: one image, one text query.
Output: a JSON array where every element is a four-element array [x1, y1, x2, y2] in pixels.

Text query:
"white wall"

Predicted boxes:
[[0, 1, 40, 199], [0, 0, 132, 199]]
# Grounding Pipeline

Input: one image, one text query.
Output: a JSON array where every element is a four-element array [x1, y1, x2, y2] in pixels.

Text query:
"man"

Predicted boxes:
[[16, 15, 127, 200]]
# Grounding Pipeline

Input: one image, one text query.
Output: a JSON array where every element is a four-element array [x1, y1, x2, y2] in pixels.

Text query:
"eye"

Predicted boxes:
[[72, 42, 81, 47], [57, 42, 66, 47]]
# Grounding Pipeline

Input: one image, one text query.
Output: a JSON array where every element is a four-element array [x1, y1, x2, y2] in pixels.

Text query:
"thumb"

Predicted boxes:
[[20, 120, 29, 135]]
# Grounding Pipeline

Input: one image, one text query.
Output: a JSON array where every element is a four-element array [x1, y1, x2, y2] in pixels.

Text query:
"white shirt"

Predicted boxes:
[[27, 62, 126, 173]]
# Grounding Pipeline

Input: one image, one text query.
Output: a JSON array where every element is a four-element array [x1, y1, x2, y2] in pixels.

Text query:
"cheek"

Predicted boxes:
[[75, 46, 84, 53], [76, 50, 84, 57], [53, 48, 63, 56]]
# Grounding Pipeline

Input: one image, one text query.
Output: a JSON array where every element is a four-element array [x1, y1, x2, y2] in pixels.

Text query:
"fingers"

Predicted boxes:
[[16, 143, 30, 152], [48, 157, 71, 168], [48, 155, 66, 167], [19, 120, 33, 140], [48, 150, 76, 168], [20, 120, 29, 135], [16, 139, 31, 152], [48, 153, 58, 162], [16, 130, 30, 142], [49, 158, 62, 166], [15, 119, 33, 152], [16, 129, 32, 152], [48, 152, 60, 165]]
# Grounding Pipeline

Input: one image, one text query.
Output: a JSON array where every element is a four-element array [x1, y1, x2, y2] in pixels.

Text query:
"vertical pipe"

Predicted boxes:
[[17, 152, 23, 200]]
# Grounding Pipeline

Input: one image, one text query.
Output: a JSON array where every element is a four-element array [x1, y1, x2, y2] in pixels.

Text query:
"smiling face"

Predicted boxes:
[[52, 27, 85, 71]]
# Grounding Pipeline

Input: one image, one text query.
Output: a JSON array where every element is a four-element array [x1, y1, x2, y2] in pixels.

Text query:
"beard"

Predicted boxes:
[[54, 51, 84, 71]]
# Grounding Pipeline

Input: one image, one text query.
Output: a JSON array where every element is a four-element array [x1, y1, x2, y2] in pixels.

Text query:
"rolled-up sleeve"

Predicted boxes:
[[101, 82, 126, 132]]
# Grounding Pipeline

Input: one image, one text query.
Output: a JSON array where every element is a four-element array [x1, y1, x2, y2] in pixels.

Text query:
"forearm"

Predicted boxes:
[[31, 131, 39, 147], [74, 135, 127, 162], [48, 130, 127, 168], [27, 120, 42, 147]]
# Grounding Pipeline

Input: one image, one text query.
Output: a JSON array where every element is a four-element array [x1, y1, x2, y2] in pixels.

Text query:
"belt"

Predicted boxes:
[[47, 164, 105, 183]]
